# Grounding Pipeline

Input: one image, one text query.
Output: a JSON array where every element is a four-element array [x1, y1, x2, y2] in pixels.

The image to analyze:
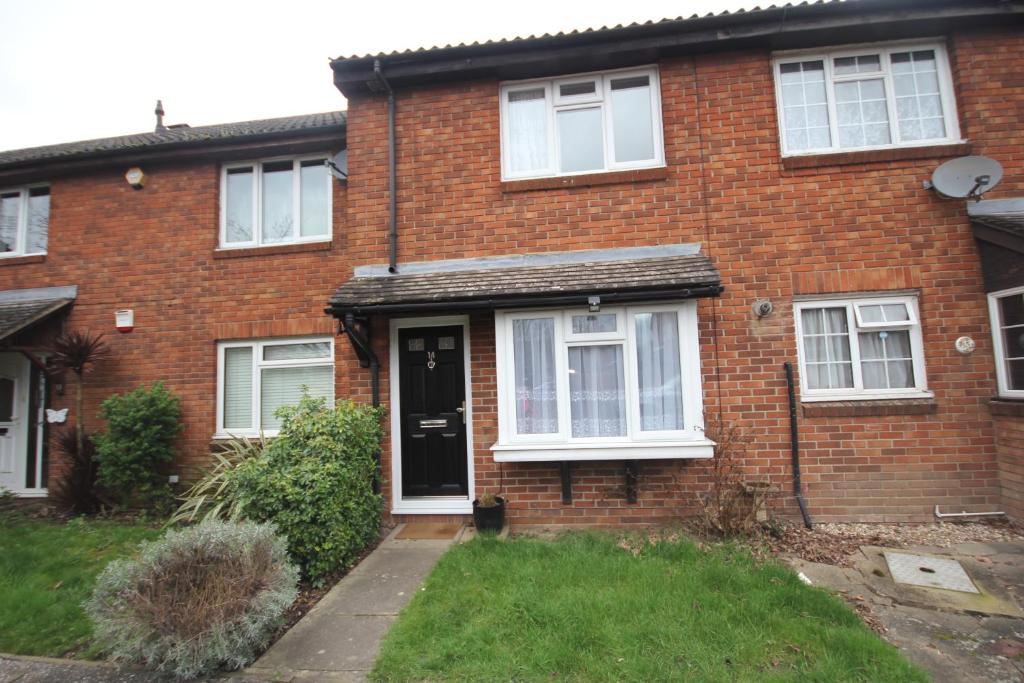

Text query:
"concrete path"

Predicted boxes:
[[245, 526, 457, 682], [788, 540, 1024, 683]]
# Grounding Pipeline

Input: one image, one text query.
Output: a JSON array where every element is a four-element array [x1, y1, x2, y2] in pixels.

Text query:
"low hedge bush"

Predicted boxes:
[[86, 520, 297, 679], [230, 395, 384, 582]]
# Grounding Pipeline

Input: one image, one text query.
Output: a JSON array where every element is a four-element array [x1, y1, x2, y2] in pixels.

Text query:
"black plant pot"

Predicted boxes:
[[472, 497, 506, 532]]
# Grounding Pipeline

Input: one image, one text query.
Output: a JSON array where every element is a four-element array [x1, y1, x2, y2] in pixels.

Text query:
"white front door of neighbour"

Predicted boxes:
[[0, 353, 30, 493]]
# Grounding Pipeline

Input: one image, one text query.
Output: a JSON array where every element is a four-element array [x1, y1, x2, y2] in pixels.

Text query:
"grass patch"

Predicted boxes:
[[372, 532, 926, 682], [0, 514, 160, 658]]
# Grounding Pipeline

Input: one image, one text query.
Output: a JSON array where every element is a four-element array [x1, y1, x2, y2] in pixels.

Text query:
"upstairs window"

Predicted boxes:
[[794, 296, 929, 401], [500, 67, 664, 180], [988, 286, 1024, 399], [0, 185, 49, 257], [773, 42, 960, 156], [220, 156, 330, 248]]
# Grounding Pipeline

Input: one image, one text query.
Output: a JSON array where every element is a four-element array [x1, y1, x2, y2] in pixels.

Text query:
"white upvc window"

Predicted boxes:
[[0, 185, 49, 257], [988, 285, 1024, 399], [216, 337, 334, 437], [492, 302, 711, 461], [794, 295, 930, 401], [219, 155, 331, 248], [773, 41, 961, 156], [499, 66, 665, 180]]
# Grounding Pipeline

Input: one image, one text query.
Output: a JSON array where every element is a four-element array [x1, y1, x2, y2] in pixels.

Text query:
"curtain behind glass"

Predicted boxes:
[[223, 347, 253, 430], [260, 365, 333, 429], [568, 345, 626, 437], [507, 89, 548, 175], [635, 312, 683, 431], [512, 318, 558, 434]]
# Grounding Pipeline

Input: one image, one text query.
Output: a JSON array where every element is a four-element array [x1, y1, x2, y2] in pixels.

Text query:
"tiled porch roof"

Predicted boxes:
[[0, 286, 77, 343], [328, 244, 721, 315]]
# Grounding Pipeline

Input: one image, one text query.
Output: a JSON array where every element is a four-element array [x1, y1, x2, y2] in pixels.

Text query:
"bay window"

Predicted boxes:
[[794, 296, 930, 401], [500, 66, 665, 180], [217, 337, 334, 436], [988, 285, 1024, 399], [773, 42, 960, 155], [493, 303, 710, 461], [220, 156, 331, 248], [0, 185, 49, 256]]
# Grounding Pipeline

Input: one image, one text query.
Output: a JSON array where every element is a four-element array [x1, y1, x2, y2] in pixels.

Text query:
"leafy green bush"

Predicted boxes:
[[95, 382, 183, 504], [230, 395, 384, 582], [86, 520, 298, 679]]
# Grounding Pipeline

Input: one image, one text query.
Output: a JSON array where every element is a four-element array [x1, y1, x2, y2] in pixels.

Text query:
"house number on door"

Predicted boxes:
[[426, 351, 436, 370]]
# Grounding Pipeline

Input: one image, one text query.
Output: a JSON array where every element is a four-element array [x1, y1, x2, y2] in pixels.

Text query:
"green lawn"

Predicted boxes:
[[0, 514, 160, 658], [372, 532, 926, 682]]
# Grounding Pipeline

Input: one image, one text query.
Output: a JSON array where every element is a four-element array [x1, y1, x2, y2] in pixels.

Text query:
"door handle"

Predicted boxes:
[[456, 401, 466, 423]]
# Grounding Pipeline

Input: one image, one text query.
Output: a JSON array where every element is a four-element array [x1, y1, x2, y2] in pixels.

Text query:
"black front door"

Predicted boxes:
[[398, 325, 468, 497]]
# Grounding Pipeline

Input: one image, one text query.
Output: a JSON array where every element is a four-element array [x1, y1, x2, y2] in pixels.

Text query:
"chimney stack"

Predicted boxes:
[[154, 100, 167, 133]]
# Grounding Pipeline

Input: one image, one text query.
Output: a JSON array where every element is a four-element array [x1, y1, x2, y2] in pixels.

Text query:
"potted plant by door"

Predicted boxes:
[[472, 492, 506, 532]]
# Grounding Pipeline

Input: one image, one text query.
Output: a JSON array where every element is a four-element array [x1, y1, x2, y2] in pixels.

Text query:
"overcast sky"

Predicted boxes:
[[0, 0, 760, 152]]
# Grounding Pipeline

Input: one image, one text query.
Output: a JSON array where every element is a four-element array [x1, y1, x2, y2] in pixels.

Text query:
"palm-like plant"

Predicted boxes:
[[47, 330, 109, 459]]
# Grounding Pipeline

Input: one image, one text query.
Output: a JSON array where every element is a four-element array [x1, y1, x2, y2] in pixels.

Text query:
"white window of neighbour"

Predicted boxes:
[[217, 337, 334, 435], [988, 286, 1024, 399], [495, 302, 703, 446], [220, 156, 331, 248], [500, 67, 664, 180], [773, 42, 960, 156], [795, 296, 929, 401], [0, 185, 49, 257]]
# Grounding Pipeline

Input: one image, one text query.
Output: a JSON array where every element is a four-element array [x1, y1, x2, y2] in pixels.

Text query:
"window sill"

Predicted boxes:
[[990, 399, 1024, 418], [802, 398, 937, 418], [214, 240, 331, 259], [781, 142, 971, 170], [490, 438, 714, 462], [0, 254, 46, 266], [500, 166, 669, 193]]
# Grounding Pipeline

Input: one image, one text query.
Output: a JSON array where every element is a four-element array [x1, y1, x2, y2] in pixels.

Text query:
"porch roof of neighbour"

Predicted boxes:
[[0, 286, 77, 344], [330, 0, 1024, 96], [0, 111, 346, 185], [969, 198, 1024, 254], [327, 244, 722, 316]]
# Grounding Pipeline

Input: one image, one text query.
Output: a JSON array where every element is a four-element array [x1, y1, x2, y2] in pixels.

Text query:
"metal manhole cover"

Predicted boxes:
[[883, 551, 979, 593]]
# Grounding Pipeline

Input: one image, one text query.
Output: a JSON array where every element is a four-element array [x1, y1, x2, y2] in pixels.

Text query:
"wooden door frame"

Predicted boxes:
[[388, 315, 475, 515]]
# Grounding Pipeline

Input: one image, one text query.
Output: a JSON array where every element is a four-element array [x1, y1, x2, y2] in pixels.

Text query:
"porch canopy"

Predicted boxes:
[[0, 286, 77, 346], [327, 243, 722, 317]]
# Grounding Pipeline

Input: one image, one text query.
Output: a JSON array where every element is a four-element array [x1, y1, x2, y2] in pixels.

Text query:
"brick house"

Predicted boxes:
[[1, 0, 1022, 526]]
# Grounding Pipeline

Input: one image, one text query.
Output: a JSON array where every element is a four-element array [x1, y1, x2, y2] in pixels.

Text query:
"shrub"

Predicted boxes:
[[697, 414, 771, 537], [86, 520, 298, 679], [230, 395, 384, 582], [167, 436, 263, 527], [95, 382, 183, 504], [50, 429, 103, 515]]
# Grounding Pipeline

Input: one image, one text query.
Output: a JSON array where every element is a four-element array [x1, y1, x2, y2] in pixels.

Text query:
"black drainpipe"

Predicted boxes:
[[342, 314, 381, 492], [373, 60, 398, 274], [784, 362, 813, 529]]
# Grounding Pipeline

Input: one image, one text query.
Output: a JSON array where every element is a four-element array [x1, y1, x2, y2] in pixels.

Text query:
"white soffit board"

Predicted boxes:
[[884, 551, 979, 594]]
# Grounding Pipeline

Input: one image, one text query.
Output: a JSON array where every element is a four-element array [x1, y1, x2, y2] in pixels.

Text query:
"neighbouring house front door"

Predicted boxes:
[[0, 353, 30, 493], [398, 325, 468, 497]]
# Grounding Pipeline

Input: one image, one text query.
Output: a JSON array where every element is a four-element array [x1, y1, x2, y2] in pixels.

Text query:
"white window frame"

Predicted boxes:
[[772, 40, 962, 157], [988, 284, 1024, 400], [215, 336, 334, 437], [491, 302, 712, 462], [794, 295, 930, 402], [0, 184, 49, 257], [499, 66, 666, 181], [218, 154, 332, 249]]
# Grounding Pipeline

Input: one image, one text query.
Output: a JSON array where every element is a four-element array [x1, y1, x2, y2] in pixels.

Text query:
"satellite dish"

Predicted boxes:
[[930, 155, 1003, 200]]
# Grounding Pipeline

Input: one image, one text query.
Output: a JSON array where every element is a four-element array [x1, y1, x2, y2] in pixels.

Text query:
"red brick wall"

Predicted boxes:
[[992, 406, 1024, 519], [0, 157, 356, 483], [347, 27, 1024, 524]]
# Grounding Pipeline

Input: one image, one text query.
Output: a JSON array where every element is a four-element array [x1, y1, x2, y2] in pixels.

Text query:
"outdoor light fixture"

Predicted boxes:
[[125, 167, 147, 190], [588, 296, 601, 312], [115, 309, 134, 333]]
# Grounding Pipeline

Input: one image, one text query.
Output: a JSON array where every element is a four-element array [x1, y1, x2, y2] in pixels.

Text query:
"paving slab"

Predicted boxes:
[[246, 526, 455, 681]]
